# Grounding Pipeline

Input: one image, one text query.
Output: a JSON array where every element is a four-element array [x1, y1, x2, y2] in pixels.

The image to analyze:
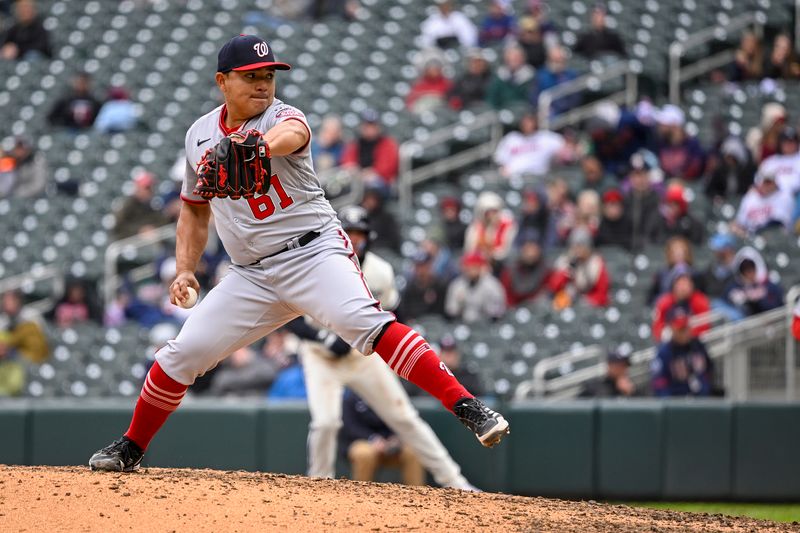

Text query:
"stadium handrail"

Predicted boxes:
[[397, 110, 502, 216], [537, 59, 639, 131], [668, 11, 766, 105], [0, 265, 64, 313], [514, 301, 800, 401]]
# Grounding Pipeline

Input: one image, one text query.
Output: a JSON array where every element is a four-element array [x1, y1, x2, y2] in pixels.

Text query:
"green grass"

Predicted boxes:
[[629, 502, 800, 523]]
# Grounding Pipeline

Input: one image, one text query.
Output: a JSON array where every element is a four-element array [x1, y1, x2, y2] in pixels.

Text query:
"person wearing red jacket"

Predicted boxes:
[[406, 58, 453, 114], [652, 263, 711, 342], [548, 226, 610, 309], [341, 109, 399, 188], [792, 301, 800, 341]]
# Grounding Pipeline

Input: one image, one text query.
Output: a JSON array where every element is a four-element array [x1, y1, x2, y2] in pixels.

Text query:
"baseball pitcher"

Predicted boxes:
[[89, 35, 508, 473]]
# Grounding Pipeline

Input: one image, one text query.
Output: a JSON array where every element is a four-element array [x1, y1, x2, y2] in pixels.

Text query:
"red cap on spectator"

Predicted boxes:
[[441, 196, 459, 209], [668, 307, 691, 330], [461, 251, 487, 267], [664, 183, 687, 213], [603, 188, 624, 204]]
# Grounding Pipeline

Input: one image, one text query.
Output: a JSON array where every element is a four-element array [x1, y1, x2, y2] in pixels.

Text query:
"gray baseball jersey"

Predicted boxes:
[[181, 100, 338, 265], [156, 100, 395, 386]]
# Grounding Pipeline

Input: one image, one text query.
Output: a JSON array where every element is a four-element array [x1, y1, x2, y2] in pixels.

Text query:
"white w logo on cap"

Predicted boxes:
[[253, 42, 269, 57]]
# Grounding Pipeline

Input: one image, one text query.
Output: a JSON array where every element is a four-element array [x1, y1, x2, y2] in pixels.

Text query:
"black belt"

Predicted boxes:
[[248, 231, 320, 265]]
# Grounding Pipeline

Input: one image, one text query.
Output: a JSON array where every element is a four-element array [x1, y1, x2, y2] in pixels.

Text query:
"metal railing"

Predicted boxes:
[[538, 59, 639, 131], [517, 292, 800, 401], [668, 11, 766, 105], [0, 265, 65, 314], [397, 111, 503, 216]]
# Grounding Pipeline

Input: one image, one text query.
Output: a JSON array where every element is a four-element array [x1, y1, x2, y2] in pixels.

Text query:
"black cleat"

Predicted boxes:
[[89, 437, 144, 472], [453, 397, 510, 448]]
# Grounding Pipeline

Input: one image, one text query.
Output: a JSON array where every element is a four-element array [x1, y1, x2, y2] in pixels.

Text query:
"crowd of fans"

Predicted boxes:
[[2, 0, 800, 403]]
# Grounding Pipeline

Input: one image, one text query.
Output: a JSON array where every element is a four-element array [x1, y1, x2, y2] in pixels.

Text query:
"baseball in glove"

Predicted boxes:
[[193, 129, 271, 199]]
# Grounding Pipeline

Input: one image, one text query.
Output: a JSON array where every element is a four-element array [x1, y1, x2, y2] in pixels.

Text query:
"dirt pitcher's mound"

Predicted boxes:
[[0, 466, 797, 533]]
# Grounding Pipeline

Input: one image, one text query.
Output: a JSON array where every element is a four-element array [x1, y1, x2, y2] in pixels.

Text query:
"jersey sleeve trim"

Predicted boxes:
[[281, 116, 312, 155], [180, 193, 209, 205]]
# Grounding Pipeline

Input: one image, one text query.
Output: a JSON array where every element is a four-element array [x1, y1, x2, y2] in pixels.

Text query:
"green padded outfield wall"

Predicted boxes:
[[662, 401, 733, 499], [596, 401, 664, 499], [0, 400, 28, 465], [4, 399, 800, 500], [733, 403, 800, 501], [506, 401, 595, 497]]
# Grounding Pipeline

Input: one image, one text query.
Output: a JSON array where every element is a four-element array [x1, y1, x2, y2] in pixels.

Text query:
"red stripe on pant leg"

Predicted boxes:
[[124, 361, 188, 450], [374, 322, 473, 412]]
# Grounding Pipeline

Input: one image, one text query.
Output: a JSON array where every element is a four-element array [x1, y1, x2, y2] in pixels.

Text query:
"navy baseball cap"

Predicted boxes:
[[217, 35, 291, 73]]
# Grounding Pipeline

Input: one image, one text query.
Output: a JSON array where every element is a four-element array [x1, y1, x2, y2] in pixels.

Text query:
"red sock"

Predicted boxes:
[[374, 322, 473, 412], [124, 361, 187, 450]]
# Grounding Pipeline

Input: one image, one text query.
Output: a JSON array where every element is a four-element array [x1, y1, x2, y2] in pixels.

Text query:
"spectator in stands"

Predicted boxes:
[[493, 111, 566, 178], [93, 87, 137, 134], [51, 280, 100, 328], [359, 185, 401, 252], [445, 252, 506, 323], [341, 109, 399, 189], [0, 330, 25, 396], [419, 0, 478, 50], [762, 33, 800, 80], [548, 226, 610, 309], [647, 236, 700, 305], [308, 0, 361, 21], [0, 289, 48, 364], [595, 188, 632, 249], [47, 72, 102, 130], [522, 0, 557, 40], [652, 264, 710, 343], [439, 334, 483, 395], [654, 105, 706, 181], [746, 102, 786, 164], [400, 251, 449, 319], [580, 155, 614, 194], [2, 136, 47, 198], [464, 191, 518, 265], [531, 45, 580, 118], [589, 101, 653, 177], [266, 330, 307, 401], [516, 187, 552, 247], [652, 307, 713, 397], [700, 233, 738, 305], [448, 48, 492, 110], [792, 301, 800, 341], [478, 0, 515, 46], [704, 135, 756, 201], [500, 228, 551, 306], [572, 3, 625, 59], [624, 151, 662, 250], [722, 247, 784, 320], [340, 389, 424, 485], [757, 126, 800, 197], [112, 170, 169, 240], [417, 238, 459, 281], [648, 183, 705, 245], [437, 196, 466, 251], [728, 31, 763, 82], [575, 189, 601, 237], [732, 167, 795, 236], [579, 349, 637, 398], [516, 16, 546, 69], [406, 57, 453, 114], [486, 43, 536, 110], [311, 115, 346, 173], [546, 177, 577, 245], [0, 0, 51, 60], [209, 345, 279, 397]]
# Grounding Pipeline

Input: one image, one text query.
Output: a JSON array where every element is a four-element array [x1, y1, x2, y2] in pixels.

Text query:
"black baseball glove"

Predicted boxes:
[[193, 129, 271, 200]]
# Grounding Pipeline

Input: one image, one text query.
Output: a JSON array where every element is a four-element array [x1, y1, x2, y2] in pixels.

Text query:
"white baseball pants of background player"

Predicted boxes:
[[301, 342, 473, 490]]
